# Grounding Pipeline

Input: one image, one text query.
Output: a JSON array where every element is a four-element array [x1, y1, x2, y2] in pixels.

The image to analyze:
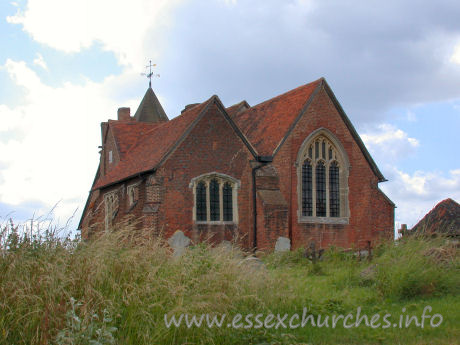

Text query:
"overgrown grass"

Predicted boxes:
[[0, 220, 459, 344]]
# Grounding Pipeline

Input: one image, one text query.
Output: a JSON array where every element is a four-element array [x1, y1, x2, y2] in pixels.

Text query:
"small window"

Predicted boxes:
[[190, 173, 239, 223], [108, 150, 113, 164], [127, 183, 139, 207], [104, 191, 119, 230]]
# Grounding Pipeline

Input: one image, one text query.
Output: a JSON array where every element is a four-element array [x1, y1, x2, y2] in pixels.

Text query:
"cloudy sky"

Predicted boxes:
[[1, 0, 459, 233]]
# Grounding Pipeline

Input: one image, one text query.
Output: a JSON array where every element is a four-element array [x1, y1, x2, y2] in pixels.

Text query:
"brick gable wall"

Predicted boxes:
[[268, 85, 394, 250], [82, 100, 256, 248], [156, 101, 254, 247]]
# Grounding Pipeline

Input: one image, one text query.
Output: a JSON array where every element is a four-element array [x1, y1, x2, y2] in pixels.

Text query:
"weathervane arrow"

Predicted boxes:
[[141, 60, 160, 88]]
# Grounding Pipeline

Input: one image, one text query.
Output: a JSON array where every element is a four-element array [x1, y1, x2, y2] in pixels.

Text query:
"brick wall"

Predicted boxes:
[[149, 101, 254, 248], [82, 86, 394, 251], [272, 85, 394, 250]]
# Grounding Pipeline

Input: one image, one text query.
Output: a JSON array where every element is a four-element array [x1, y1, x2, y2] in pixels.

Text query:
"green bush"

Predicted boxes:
[[264, 247, 306, 268], [371, 237, 459, 300]]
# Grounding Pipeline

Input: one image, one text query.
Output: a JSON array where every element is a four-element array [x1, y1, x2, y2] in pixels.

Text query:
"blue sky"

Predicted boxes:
[[1, 0, 459, 232]]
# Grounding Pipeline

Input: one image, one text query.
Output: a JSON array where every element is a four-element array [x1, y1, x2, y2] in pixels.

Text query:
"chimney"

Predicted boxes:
[[181, 103, 199, 114], [117, 107, 131, 121], [398, 224, 408, 234]]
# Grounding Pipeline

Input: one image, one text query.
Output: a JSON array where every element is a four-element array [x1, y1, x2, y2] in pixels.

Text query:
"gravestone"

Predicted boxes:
[[275, 236, 291, 252], [168, 230, 191, 257]]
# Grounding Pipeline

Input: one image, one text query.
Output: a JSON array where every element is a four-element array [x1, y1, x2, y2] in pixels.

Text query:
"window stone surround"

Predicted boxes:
[[189, 172, 240, 224], [296, 128, 350, 224]]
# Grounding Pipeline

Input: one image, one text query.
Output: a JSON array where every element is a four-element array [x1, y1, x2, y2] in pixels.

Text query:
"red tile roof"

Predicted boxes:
[[231, 79, 321, 156], [93, 98, 211, 190], [226, 100, 249, 117], [410, 198, 460, 237], [93, 78, 370, 190], [109, 121, 160, 159]]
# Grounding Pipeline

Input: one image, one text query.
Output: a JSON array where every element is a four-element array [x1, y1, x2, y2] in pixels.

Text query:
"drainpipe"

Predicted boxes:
[[251, 155, 273, 251]]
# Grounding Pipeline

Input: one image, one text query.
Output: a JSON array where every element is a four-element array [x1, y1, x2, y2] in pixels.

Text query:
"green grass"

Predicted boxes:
[[0, 222, 459, 344]]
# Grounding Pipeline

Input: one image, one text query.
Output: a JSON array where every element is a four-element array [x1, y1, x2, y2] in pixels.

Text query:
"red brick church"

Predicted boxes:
[[78, 78, 394, 251]]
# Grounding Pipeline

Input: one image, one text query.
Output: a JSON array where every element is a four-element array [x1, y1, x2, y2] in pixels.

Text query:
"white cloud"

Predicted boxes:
[[361, 123, 460, 228], [32, 53, 47, 70], [0, 59, 143, 225], [7, 0, 185, 68], [361, 123, 419, 163], [381, 168, 460, 228], [362, 124, 419, 147], [450, 43, 460, 65]]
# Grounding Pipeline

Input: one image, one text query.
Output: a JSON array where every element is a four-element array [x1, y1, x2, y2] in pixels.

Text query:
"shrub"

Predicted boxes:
[[371, 237, 459, 300], [263, 247, 306, 268]]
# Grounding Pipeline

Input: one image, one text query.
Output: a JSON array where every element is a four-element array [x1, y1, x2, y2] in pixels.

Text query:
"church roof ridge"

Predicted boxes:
[[93, 77, 387, 190]]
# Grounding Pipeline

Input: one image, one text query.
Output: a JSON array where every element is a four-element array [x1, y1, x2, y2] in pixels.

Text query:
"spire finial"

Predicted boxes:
[[141, 60, 160, 88]]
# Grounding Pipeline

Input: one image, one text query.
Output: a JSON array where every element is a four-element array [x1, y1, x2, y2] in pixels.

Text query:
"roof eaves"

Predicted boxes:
[[78, 166, 100, 229], [91, 99, 213, 192], [322, 79, 387, 182], [378, 186, 396, 207], [91, 168, 154, 192]]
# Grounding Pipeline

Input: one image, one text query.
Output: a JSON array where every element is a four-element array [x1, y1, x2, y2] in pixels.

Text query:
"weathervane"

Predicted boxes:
[[141, 60, 160, 88]]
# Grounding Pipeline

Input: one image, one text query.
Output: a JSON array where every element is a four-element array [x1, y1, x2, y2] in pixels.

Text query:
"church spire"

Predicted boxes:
[[134, 87, 169, 123], [135, 61, 168, 123]]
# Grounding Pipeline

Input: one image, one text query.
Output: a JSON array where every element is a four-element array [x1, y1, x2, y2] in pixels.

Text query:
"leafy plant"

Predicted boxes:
[[55, 298, 117, 345]]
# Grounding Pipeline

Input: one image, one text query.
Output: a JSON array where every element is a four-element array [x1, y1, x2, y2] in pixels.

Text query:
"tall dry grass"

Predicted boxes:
[[1, 218, 459, 344], [0, 220, 288, 344]]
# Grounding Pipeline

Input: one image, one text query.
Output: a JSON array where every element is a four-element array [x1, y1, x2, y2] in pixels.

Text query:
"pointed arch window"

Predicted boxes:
[[297, 130, 349, 223], [190, 173, 240, 223]]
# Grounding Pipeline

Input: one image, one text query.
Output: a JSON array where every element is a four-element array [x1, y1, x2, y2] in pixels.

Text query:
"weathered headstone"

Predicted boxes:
[[167, 230, 191, 257], [221, 240, 233, 250], [274, 236, 291, 252]]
